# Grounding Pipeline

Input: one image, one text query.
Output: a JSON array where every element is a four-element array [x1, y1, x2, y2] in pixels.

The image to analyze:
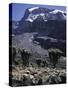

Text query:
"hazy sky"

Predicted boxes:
[[11, 3, 66, 21]]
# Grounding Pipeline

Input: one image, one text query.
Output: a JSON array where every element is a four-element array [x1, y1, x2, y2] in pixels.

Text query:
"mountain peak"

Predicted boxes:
[[20, 7, 66, 24]]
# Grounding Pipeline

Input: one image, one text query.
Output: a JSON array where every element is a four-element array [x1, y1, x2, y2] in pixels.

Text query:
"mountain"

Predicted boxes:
[[12, 7, 66, 56], [12, 7, 66, 35], [22, 7, 66, 23], [25, 9, 66, 22]]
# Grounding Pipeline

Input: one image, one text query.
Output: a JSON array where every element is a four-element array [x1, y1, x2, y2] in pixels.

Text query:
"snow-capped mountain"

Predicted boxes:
[[24, 7, 66, 22], [12, 7, 66, 56], [12, 7, 66, 34], [12, 7, 66, 37]]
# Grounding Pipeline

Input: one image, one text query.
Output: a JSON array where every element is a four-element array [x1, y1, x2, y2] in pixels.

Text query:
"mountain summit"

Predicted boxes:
[[22, 7, 66, 22]]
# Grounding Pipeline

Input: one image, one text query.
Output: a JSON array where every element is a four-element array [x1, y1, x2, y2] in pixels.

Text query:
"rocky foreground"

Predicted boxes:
[[10, 66, 66, 86]]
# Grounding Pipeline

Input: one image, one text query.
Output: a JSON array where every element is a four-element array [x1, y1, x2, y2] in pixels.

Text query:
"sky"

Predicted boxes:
[[10, 3, 66, 21]]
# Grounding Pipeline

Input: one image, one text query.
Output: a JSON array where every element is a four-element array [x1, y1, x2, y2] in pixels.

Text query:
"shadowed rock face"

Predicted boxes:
[[34, 36, 66, 56]]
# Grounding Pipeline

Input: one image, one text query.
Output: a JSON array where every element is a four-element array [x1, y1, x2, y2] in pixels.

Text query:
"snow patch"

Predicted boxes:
[[28, 7, 39, 12], [26, 18, 33, 22], [49, 9, 64, 14], [40, 13, 45, 16]]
